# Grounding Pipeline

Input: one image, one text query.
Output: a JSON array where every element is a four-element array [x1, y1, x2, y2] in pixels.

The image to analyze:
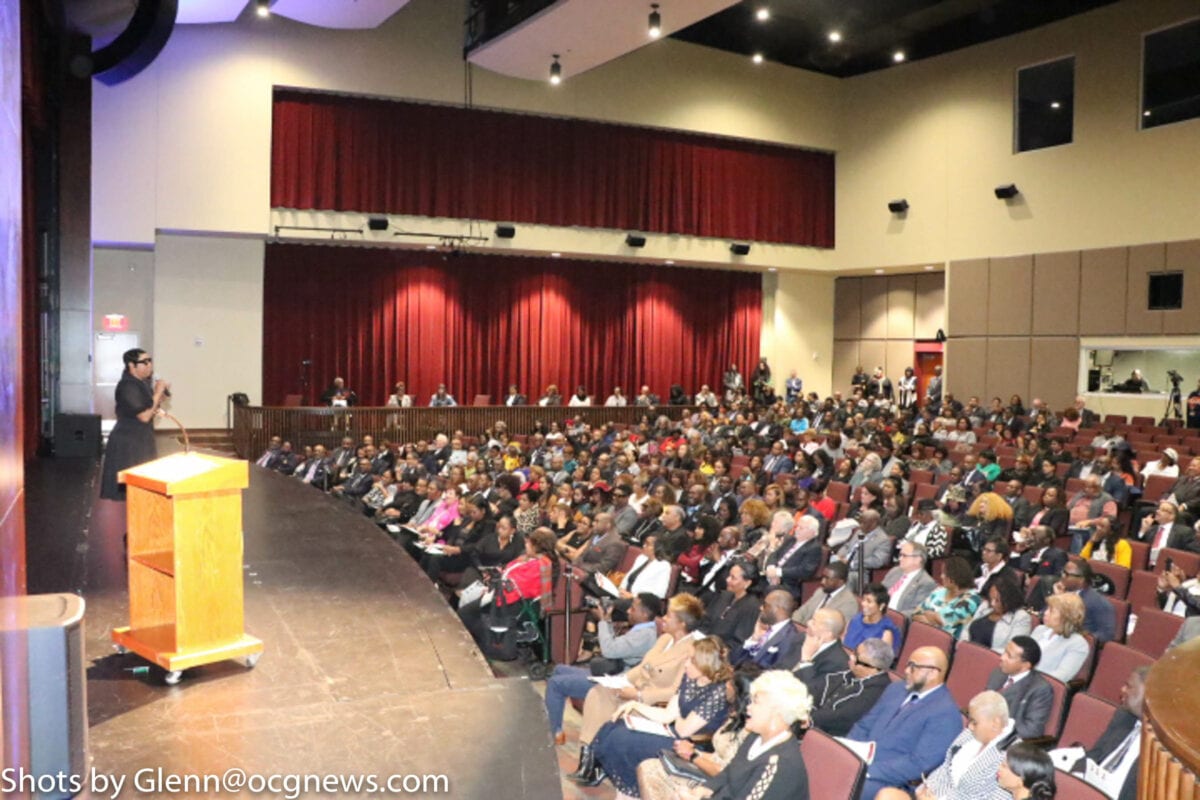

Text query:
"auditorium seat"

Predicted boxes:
[[1022, 484, 1045, 505], [1087, 642, 1155, 706], [826, 481, 850, 503], [1127, 570, 1159, 613], [1153, 547, 1200, 576], [1130, 416, 1155, 427], [1126, 540, 1149, 572], [1071, 634, 1097, 687], [800, 728, 865, 800], [1039, 673, 1070, 742], [884, 609, 909, 643], [1064, 477, 1085, 496], [1089, 561, 1129, 599], [1053, 767, 1110, 800], [1139, 474, 1176, 505], [1103, 415, 1127, 425], [896, 620, 954, 671], [945, 641, 1000, 712], [471, 394, 491, 406], [1105, 597, 1130, 644], [617, 545, 644, 575], [910, 468, 934, 486], [1127, 607, 1183, 658], [1056, 461, 1071, 478], [1058, 692, 1119, 751], [911, 482, 938, 512]]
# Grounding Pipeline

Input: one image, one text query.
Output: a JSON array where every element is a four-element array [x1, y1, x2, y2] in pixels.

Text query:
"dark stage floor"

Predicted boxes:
[[25, 443, 563, 799]]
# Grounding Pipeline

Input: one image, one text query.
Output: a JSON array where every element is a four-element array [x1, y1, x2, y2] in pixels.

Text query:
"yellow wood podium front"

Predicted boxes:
[[112, 452, 263, 677]]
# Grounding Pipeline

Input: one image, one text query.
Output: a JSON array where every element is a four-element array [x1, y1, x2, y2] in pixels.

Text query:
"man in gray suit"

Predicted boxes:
[[985, 635, 1054, 740], [794, 561, 860, 626], [881, 540, 938, 617], [835, 510, 893, 590], [572, 512, 627, 577]]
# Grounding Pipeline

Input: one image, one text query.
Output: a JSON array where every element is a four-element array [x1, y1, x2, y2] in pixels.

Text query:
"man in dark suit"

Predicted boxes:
[[762, 440, 793, 478], [764, 514, 823, 599], [810, 636, 894, 736], [296, 443, 332, 488], [1003, 477, 1036, 529], [792, 608, 851, 697], [986, 636, 1054, 739], [1137, 500, 1199, 566], [1165, 458, 1200, 522], [571, 512, 627, 578], [847, 646, 963, 800], [503, 385, 526, 406], [1016, 525, 1068, 578], [794, 561, 860, 626], [733, 589, 803, 669], [1066, 666, 1148, 800]]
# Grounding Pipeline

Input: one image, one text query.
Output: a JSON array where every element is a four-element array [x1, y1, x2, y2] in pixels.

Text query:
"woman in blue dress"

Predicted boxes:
[[844, 583, 903, 660], [590, 636, 732, 797]]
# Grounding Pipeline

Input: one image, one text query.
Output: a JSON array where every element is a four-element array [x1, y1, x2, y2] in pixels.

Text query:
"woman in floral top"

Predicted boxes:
[[911, 556, 981, 638]]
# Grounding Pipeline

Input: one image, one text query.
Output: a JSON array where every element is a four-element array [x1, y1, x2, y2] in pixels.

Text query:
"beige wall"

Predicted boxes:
[[832, 273, 945, 392], [837, 0, 1200, 270], [762, 271, 836, 400], [943, 237, 1200, 411]]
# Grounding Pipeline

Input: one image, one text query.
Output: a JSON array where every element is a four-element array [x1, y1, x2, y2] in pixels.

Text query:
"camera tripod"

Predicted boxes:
[[1160, 381, 1184, 426]]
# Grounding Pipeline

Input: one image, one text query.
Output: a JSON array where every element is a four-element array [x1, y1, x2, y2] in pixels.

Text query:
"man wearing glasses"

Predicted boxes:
[[100, 349, 170, 501], [844, 646, 962, 800]]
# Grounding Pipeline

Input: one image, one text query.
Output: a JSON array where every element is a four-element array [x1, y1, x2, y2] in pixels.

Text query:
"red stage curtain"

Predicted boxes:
[[270, 90, 834, 248], [262, 244, 762, 407]]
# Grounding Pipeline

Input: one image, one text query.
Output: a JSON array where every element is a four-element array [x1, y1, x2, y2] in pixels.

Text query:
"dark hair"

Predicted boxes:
[[122, 348, 147, 368], [694, 514, 722, 546], [726, 664, 762, 734], [985, 535, 1012, 560], [1004, 742, 1057, 800], [729, 558, 759, 585], [942, 556, 975, 591], [1071, 557, 1094, 583], [1010, 634, 1043, 668], [494, 473, 522, 496], [990, 572, 1025, 616], [635, 592, 664, 620], [864, 582, 890, 612], [824, 560, 849, 581]]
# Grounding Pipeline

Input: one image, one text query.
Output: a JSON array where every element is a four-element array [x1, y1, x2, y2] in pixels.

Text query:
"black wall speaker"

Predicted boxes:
[[994, 184, 1019, 199], [729, 243, 751, 256], [625, 234, 647, 248], [888, 199, 909, 213], [495, 224, 516, 239], [367, 217, 389, 231]]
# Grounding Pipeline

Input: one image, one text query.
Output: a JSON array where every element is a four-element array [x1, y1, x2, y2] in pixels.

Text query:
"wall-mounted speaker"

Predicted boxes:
[[367, 217, 389, 231], [888, 199, 909, 213], [625, 234, 647, 248], [495, 224, 516, 239], [994, 184, 1019, 199], [730, 243, 751, 256]]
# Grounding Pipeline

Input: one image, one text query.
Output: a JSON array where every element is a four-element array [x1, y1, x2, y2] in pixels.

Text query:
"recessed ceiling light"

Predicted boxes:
[[551, 252, 561, 258], [893, 50, 906, 63], [648, 3, 661, 38], [425, 245, 437, 250], [768, 267, 778, 272], [755, 7, 770, 22], [924, 265, 936, 271], [1143, 110, 1152, 117], [665, 259, 675, 265], [828, 30, 842, 43], [1050, 101, 1061, 110], [874, 268, 885, 274], [549, 54, 561, 85], [752, 53, 764, 64], [255, 0, 269, 18]]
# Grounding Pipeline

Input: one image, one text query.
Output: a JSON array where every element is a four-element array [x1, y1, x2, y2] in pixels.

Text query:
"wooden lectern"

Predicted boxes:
[[112, 452, 263, 682]]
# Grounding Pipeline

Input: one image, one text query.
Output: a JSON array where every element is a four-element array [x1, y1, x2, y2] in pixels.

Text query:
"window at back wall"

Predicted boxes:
[[1142, 17, 1200, 129], [1015, 56, 1075, 153]]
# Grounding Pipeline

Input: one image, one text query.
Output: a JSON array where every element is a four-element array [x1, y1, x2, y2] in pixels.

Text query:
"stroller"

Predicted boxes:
[[481, 566, 553, 679]]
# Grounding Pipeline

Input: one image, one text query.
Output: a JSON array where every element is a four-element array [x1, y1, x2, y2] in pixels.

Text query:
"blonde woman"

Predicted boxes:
[[1030, 593, 1089, 682], [966, 491, 1014, 541]]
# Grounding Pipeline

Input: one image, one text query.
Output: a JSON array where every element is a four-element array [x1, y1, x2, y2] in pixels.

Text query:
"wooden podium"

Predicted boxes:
[[111, 452, 263, 683]]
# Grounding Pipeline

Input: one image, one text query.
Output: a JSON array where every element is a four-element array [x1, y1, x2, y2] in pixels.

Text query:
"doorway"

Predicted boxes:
[[914, 345, 944, 405]]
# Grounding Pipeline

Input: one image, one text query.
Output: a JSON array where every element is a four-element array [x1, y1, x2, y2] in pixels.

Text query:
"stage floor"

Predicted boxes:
[[25, 445, 563, 799]]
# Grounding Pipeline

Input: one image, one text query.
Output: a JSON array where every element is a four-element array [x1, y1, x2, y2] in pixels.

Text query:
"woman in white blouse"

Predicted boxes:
[[897, 366, 918, 410], [616, 534, 673, 602], [1030, 592, 1089, 682]]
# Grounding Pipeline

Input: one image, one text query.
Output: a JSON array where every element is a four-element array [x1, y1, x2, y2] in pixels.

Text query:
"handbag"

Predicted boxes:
[[459, 580, 487, 607], [658, 750, 708, 782]]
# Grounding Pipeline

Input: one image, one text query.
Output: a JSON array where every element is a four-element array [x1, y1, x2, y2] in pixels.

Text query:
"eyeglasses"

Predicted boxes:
[[899, 552, 921, 559], [135, 358, 153, 365], [905, 661, 942, 672]]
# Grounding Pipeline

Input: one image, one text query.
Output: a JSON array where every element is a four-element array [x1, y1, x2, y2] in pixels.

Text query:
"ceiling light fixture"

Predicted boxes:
[[752, 52, 764, 64], [665, 259, 675, 265], [893, 50, 906, 63], [1143, 110, 1152, 117], [551, 252, 562, 258], [648, 4, 661, 38], [255, 0, 270, 18], [1050, 101, 1061, 109], [549, 54, 562, 85], [828, 30, 842, 43], [874, 269, 885, 274], [756, 7, 770, 22]]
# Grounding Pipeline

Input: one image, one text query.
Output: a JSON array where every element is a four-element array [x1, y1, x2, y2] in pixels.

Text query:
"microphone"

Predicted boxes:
[[154, 374, 172, 397]]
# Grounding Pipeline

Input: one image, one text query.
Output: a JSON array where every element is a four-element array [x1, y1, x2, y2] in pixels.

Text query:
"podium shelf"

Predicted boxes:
[[131, 551, 175, 576]]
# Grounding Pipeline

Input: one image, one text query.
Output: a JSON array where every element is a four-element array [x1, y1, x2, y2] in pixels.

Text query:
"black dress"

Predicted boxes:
[[100, 372, 158, 500]]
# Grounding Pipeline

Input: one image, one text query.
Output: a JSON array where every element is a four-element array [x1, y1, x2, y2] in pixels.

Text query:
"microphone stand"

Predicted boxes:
[[160, 410, 190, 454], [854, 527, 867, 595]]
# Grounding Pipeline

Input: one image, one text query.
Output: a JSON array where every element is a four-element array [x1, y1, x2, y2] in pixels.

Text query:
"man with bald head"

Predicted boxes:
[[792, 608, 850, 697], [846, 646, 963, 800], [733, 589, 803, 670]]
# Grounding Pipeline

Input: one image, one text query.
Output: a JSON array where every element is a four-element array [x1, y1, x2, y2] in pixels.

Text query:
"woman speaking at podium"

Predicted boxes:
[[100, 348, 171, 501]]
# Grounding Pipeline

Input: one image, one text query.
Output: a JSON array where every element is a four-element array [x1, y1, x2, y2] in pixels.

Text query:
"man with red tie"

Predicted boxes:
[[1136, 500, 1198, 567]]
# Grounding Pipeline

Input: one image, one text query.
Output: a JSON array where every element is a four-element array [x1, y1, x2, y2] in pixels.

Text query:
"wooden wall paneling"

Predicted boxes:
[[987, 255, 1033, 336], [945, 337, 987, 400], [885, 340, 915, 382], [914, 272, 945, 340], [1163, 239, 1200, 335], [834, 278, 862, 340], [1030, 337, 1081, 411], [1032, 251, 1081, 335], [985, 338, 1032, 407], [947, 259, 989, 337], [1078, 247, 1128, 335], [886, 275, 916, 339], [1126, 243, 1165, 335], [860, 277, 889, 339], [857, 340, 887, 380], [832, 339, 860, 394]]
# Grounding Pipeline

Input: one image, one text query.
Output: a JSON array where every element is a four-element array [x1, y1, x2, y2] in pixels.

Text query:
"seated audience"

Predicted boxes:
[[457, 528, 556, 660], [1056, 666, 1148, 800], [911, 556, 982, 638], [881, 540, 938, 618], [986, 636, 1053, 739], [732, 589, 802, 669], [998, 742, 1057, 800], [1079, 516, 1131, 568], [809, 637, 894, 736], [845, 582, 903, 659], [700, 560, 762, 651], [792, 608, 850, 696], [762, 513, 822, 598], [1157, 560, 1200, 618], [961, 572, 1033, 654], [1030, 592, 1089, 682], [793, 561, 859, 627]]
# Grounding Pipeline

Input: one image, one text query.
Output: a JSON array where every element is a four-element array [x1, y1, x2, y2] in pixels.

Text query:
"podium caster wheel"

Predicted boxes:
[[164, 670, 183, 686], [246, 653, 262, 668]]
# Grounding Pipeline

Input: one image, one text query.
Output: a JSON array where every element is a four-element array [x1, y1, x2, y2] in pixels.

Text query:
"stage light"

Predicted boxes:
[[828, 31, 842, 43], [893, 50, 906, 63], [549, 55, 562, 85], [648, 4, 661, 38], [756, 7, 770, 22], [255, 0, 269, 18], [1050, 101, 1061, 109]]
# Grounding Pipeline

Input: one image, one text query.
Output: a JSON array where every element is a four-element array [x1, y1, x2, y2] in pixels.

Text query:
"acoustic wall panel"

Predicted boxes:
[[1032, 251, 1080, 335], [946, 337, 987, 399], [885, 340, 914, 381], [1126, 243, 1165, 335], [834, 278, 862, 340], [1030, 338, 1080, 411], [857, 340, 887, 383], [832, 339, 860, 394], [1079, 248, 1127, 335], [886, 275, 916, 339], [946, 259, 989, 336], [859, 277, 889, 339], [914, 272, 945, 340], [985, 338, 1032, 407], [1163, 239, 1200, 335], [987, 255, 1033, 336]]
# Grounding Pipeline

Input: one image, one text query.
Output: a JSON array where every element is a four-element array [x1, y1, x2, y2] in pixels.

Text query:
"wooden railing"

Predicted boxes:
[[231, 404, 702, 460], [1140, 637, 1200, 800]]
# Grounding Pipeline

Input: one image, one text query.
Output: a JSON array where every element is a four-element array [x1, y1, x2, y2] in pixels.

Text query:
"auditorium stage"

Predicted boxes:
[[25, 445, 563, 799]]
